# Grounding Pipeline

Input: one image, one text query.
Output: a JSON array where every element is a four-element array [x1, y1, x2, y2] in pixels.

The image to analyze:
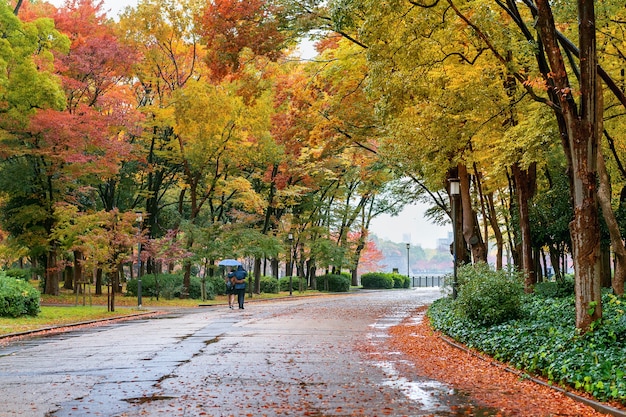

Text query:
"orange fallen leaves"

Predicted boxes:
[[387, 306, 622, 417]]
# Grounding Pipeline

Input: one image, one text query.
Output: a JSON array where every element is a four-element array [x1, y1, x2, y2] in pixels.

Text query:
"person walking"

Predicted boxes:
[[232, 265, 247, 309], [225, 268, 236, 309]]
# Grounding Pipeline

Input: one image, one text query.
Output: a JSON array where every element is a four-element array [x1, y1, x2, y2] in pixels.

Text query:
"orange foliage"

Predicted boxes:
[[388, 307, 620, 417], [196, 0, 285, 80]]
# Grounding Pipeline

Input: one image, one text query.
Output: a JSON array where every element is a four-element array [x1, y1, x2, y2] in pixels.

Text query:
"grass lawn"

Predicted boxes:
[[1, 287, 322, 337]]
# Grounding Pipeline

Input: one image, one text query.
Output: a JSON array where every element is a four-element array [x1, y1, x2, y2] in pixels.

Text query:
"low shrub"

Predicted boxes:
[[2, 268, 31, 281], [279, 276, 306, 292], [318, 274, 350, 292], [392, 274, 411, 289], [206, 276, 226, 296], [0, 277, 40, 317], [455, 263, 525, 326], [260, 276, 279, 294], [126, 274, 205, 300], [361, 272, 394, 289], [534, 276, 575, 298]]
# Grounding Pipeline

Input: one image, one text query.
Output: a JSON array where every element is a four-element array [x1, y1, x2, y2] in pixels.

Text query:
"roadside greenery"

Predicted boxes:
[[429, 269, 626, 404], [361, 272, 411, 289], [0, 277, 40, 318]]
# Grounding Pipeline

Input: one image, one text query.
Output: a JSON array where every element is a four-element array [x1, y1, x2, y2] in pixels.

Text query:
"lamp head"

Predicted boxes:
[[448, 178, 460, 196]]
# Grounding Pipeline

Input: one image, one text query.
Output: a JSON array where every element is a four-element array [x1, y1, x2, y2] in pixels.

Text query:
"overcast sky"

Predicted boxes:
[[47, 0, 136, 16], [369, 203, 449, 249]]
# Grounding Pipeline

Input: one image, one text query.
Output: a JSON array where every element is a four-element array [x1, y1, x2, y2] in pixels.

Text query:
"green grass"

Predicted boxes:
[[1, 288, 325, 337], [0, 306, 140, 336]]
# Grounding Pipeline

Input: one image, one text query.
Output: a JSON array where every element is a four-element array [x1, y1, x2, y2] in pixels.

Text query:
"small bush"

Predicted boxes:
[[534, 276, 575, 298], [126, 274, 205, 300], [2, 268, 31, 281], [206, 276, 226, 296], [260, 276, 280, 294], [279, 276, 306, 292], [455, 263, 525, 326], [318, 274, 350, 292], [392, 274, 411, 288], [0, 277, 40, 317], [361, 272, 394, 289]]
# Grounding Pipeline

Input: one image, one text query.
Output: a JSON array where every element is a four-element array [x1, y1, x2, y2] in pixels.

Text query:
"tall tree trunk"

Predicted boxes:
[[458, 164, 486, 263], [511, 162, 537, 291], [44, 246, 60, 296], [597, 148, 626, 294], [535, 0, 602, 331], [486, 193, 504, 270]]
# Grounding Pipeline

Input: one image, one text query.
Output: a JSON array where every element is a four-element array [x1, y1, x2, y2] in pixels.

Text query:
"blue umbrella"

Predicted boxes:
[[218, 259, 241, 267]]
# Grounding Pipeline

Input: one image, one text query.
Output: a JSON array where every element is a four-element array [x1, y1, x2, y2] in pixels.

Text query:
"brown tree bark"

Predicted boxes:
[[597, 146, 626, 295], [458, 164, 487, 263], [486, 193, 504, 270], [535, 0, 602, 330], [511, 162, 537, 291]]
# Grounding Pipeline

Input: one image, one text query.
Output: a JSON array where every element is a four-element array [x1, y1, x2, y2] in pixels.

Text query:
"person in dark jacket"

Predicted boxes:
[[232, 265, 247, 309]]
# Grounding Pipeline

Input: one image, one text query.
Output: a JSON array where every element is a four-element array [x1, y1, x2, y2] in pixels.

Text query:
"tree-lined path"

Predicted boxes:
[[0, 288, 503, 417]]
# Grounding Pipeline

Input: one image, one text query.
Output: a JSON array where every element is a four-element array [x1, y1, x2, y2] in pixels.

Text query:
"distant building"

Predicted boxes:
[[437, 232, 453, 252]]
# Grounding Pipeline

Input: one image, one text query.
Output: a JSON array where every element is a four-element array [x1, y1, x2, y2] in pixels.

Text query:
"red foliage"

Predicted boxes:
[[358, 240, 385, 274], [52, 0, 138, 112], [388, 306, 622, 417], [196, 0, 285, 80]]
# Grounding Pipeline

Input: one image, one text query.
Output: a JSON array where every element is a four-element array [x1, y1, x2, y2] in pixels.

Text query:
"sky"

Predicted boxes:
[[368, 202, 450, 249], [45, 1, 450, 248], [47, 0, 136, 16]]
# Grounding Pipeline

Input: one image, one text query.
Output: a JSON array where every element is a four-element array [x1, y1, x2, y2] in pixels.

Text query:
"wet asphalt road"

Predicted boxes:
[[0, 288, 500, 417]]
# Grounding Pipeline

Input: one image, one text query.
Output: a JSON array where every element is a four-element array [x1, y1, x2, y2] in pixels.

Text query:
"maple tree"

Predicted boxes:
[[195, 0, 286, 81]]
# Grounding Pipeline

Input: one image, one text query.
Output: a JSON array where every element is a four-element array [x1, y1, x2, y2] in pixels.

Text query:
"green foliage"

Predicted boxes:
[[260, 276, 280, 294], [1, 268, 31, 281], [429, 292, 626, 404], [318, 273, 350, 292], [392, 274, 411, 289], [361, 272, 407, 289], [534, 276, 575, 298], [206, 276, 226, 296], [278, 276, 306, 292], [0, 277, 40, 317], [455, 263, 525, 326], [126, 274, 205, 300]]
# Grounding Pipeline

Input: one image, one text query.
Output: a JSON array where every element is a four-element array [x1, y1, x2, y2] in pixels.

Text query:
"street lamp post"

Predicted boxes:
[[135, 211, 143, 309], [288, 233, 294, 296], [449, 178, 460, 299], [406, 243, 410, 280]]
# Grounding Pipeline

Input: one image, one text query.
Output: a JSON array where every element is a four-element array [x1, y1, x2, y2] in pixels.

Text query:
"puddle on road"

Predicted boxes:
[[375, 360, 454, 409], [368, 308, 505, 416]]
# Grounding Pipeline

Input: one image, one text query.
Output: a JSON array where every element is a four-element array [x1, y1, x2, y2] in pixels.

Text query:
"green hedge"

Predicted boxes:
[[361, 272, 409, 289], [318, 273, 350, 292], [126, 274, 206, 300], [0, 277, 40, 317], [279, 276, 306, 292], [1, 268, 31, 281], [260, 276, 279, 294]]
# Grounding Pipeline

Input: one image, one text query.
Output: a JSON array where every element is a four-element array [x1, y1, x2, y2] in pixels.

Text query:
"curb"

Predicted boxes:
[[438, 334, 626, 417], [0, 310, 162, 341]]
